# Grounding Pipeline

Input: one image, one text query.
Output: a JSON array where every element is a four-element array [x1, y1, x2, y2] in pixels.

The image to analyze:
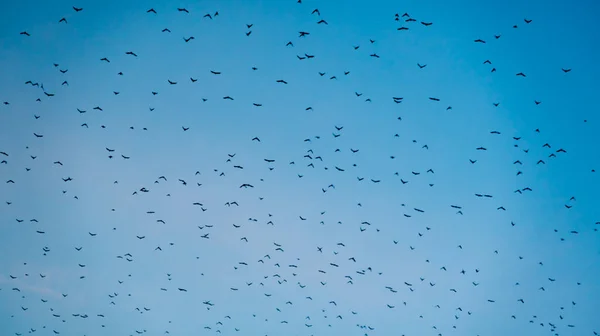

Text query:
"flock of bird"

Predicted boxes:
[[1, 2, 599, 336]]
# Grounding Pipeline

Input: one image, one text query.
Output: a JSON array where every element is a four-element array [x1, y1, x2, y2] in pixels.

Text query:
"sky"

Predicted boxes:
[[1, 0, 599, 335]]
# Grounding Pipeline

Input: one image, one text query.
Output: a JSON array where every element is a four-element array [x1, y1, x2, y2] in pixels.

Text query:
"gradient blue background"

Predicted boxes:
[[1, 0, 599, 335]]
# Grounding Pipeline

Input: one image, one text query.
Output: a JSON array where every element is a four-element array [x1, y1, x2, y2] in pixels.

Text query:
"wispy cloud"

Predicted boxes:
[[1, 275, 62, 299]]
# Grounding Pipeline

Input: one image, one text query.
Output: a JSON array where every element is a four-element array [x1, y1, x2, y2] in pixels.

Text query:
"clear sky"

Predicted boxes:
[[1, 0, 599, 335]]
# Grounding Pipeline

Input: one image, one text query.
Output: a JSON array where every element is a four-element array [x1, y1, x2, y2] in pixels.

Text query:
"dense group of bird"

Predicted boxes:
[[1, 1, 598, 336]]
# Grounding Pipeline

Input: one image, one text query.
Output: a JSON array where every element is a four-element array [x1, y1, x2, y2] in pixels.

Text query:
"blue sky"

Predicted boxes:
[[1, 0, 599, 335]]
